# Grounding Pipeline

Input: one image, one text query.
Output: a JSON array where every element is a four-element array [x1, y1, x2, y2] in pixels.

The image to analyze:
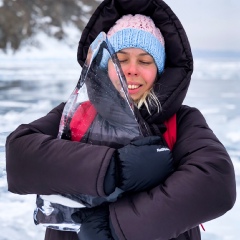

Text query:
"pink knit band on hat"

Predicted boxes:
[[107, 14, 165, 46]]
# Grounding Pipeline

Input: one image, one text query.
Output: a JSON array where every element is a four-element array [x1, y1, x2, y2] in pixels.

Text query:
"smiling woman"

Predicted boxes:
[[106, 14, 165, 113]]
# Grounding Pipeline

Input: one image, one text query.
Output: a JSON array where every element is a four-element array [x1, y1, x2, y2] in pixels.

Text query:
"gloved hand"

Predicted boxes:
[[71, 205, 116, 240], [104, 136, 173, 194]]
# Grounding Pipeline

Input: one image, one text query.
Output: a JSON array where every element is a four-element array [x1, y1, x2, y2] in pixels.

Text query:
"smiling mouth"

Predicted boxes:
[[128, 84, 141, 90]]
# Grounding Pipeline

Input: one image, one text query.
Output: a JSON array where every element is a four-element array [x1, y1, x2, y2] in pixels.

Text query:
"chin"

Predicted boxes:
[[130, 95, 139, 102]]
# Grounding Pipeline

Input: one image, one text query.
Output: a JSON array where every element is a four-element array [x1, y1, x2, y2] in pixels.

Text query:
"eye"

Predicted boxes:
[[116, 53, 128, 63], [139, 60, 154, 65], [117, 58, 129, 64], [118, 59, 127, 63], [139, 61, 151, 65], [139, 55, 155, 65]]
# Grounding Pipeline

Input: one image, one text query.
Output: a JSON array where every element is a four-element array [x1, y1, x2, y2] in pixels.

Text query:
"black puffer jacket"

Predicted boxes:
[[6, 0, 236, 240]]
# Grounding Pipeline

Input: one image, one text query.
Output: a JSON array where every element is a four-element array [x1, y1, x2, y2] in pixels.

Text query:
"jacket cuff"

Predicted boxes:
[[96, 148, 116, 196]]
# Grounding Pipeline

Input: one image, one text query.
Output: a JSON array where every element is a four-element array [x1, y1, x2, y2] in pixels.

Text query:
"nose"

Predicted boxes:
[[124, 62, 138, 76]]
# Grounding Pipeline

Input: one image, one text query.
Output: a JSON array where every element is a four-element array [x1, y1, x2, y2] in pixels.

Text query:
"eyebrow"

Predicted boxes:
[[117, 50, 128, 55], [118, 50, 150, 56]]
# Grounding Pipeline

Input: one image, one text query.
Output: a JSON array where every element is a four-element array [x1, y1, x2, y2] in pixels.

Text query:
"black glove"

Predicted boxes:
[[71, 205, 115, 240], [104, 136, 173, 194]]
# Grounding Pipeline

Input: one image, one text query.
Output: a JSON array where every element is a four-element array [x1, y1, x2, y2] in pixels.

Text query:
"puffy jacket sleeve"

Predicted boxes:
[[109, 106, 236, 240], [6, 103, 115, 197]]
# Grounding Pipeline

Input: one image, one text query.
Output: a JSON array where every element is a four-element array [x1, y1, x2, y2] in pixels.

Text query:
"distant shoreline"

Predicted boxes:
[[193, 50, 240, 60]]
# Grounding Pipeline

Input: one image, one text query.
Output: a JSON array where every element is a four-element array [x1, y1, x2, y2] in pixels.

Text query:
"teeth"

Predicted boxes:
[[128, 85, 139, 89]]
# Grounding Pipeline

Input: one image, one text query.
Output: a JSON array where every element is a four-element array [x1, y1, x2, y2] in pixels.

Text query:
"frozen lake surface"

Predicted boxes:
[[0, 55, 239, 240]]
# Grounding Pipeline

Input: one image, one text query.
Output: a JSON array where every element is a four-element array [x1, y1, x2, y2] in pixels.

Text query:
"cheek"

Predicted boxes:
[[108, 61, 122, 91], [144, 69, 157, 87], [108, 61, 118, 81]]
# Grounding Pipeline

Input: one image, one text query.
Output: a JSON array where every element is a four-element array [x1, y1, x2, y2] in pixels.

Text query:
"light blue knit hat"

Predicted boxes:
[[107, 14, 165, 73]]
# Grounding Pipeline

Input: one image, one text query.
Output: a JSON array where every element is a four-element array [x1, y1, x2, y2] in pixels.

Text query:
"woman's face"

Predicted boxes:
[[108, 48, 157, 101]]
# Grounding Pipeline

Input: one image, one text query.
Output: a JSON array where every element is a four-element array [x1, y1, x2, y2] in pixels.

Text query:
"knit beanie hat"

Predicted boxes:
[[107, 14, 165, 73]]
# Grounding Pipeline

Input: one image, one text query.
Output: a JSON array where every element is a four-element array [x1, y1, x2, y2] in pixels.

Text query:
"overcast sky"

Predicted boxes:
[[166, 0, 240, 52]]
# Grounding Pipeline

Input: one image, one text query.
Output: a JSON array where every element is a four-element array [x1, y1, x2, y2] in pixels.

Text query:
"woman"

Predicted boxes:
[[6, 0, 236, 240]]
